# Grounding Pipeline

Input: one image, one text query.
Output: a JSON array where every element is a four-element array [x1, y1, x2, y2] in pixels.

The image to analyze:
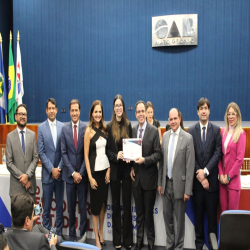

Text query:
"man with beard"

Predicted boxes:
[[6, 104, 39, 202]]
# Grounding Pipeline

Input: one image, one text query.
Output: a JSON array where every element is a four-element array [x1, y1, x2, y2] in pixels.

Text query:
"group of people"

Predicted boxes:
[[3, 95, 246, 250]]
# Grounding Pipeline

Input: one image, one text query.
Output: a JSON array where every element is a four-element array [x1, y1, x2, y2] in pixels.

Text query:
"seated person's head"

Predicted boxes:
[[11, 193, 34, 231], [0, 235, 9, 250]]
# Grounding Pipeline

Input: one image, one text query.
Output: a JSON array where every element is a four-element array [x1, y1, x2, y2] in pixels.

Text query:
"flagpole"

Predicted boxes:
[[8, 31, 12, 124], [0, 33, 2, 58], [0, 33, 7, 123], [9, 31, 12, 44]]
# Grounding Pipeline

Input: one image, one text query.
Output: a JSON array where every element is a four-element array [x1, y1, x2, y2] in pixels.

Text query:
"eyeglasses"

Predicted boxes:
[[115, 104, 123, 108], [136, 110, 145, 114], [16, 113, 27, 117], [227, 112, 237, 117]]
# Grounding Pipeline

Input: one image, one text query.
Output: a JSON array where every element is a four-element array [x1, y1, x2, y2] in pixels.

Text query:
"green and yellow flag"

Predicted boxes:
[[8, 34, 16, 124]]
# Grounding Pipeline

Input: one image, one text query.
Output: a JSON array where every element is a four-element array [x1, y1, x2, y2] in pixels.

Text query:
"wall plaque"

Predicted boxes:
[[152, 14, 198, 47]]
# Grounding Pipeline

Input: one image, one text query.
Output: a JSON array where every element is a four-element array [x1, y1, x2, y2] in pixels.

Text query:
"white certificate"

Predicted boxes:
[[123, 138, 142, 161]]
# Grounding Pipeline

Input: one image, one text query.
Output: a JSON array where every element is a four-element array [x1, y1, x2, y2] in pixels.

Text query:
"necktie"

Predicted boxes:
[[202, 127, 206, 150], [74, 125, 77, 150], [20, 131, 25, 154], [52, 122, 57, 148], [139, 129, 143, 139], [168, 132, 176, 179]]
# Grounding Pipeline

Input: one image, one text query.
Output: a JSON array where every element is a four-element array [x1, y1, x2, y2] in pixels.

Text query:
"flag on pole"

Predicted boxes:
[[0, 33, 8, 123], [8, 31, 16, 124], [15, 31, 23, 106]]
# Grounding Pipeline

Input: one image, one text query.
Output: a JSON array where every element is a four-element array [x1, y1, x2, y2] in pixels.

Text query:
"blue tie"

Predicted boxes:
[[52, 122, 57, 148], [20, 131, 25, 154], [202, 127, 206, 150], [168, 132, 176, 179]]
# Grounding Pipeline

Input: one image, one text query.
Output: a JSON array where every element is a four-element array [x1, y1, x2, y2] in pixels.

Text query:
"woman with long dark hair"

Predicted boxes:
[[84, 100, 110, 250], [107, 94, 133, 250]]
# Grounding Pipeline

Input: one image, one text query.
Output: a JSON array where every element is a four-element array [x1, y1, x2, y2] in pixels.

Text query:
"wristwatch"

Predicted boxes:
[[227, 174, 231, 181], [204, 173, 208, 178]]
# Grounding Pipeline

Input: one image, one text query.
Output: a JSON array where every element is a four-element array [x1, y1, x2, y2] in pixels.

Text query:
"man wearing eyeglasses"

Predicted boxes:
[[6, 104, 39, 203]]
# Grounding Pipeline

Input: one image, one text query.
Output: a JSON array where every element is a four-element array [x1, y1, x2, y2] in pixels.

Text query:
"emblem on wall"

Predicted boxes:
[[152, 14, 198, 47]]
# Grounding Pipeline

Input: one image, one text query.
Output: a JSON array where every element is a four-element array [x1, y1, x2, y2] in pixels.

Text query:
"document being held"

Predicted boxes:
[[123, 138, 142, 161]]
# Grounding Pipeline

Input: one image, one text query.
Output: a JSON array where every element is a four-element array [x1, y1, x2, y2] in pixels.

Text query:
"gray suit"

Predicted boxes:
[[158, 128, 195, 250], [4, 229, 56, 250], [6, 128, 39, 199]]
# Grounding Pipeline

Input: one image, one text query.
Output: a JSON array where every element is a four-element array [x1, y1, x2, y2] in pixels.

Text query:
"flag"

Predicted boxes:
[[15, 36, 24, 105], [0, 44, 8, 123], [8, 39, 16, 124]]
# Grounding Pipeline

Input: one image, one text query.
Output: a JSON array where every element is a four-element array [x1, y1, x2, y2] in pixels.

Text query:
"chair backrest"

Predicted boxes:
[[219, 210, 250, 250], [58, 241, 100, 250]]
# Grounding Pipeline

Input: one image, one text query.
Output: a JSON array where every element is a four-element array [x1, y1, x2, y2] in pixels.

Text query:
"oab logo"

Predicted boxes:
[[152, 14, 198, 47]]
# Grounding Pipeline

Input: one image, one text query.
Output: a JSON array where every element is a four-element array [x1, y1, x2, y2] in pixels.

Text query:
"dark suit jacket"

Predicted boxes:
[[6, 128, 39, 196], [189, 122, 222, 192], [4, 229, 56, 250], [106, 121, 132, 182], [61, 120, 87, 184], [132, 123, 162, 190], [38, 120, 64, 184]]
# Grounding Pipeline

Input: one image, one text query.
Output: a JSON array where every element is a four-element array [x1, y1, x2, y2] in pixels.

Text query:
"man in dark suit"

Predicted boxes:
[[130, 101, 162, 250], [4, 193, 57, 250], [158, 108, 195, 250], [38, 98, 64, 236], [61, 99, 88, 242], [6, 104, 39, 202], [189, 98, 222, 250]]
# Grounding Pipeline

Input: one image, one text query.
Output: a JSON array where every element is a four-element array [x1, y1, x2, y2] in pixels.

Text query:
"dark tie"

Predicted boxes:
[[202, 127, 206, 150], [20, 131, 25, 154], [139, 129, 143, 139], [74, 125, 77, 150]]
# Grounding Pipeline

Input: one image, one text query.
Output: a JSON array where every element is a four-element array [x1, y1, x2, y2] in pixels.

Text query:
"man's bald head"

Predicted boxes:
[[169, 108, 181, 132]]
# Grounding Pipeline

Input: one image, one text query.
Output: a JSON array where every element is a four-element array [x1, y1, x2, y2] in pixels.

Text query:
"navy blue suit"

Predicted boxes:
[[189, 122, 222, 249], [61, 120, 88, 241], [38, 119, 64, 235]]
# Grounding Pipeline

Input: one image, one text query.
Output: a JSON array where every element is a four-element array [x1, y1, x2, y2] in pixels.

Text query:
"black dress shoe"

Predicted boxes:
[[134, 243, 143, 250], [125, 245, 132, 250], [148, 244, 154, 250]]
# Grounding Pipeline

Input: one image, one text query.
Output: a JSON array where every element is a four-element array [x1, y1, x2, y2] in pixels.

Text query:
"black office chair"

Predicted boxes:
[[210, 210, 250, 250]]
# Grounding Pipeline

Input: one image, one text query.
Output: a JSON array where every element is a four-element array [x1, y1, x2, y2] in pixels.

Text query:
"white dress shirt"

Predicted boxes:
[[200, 121, 208, 141], [48, 119, 57, 140], [200, 121, 209, 176], [71, 120, 79, 176], [17, 127, 26, 148], [168, 126, 181, 165], [72, 120, 79, 140], [137, 121, 147, 140]]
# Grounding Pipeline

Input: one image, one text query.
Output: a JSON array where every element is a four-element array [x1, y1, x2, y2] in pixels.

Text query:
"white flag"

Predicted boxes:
[[15, 39, 24, 105]]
